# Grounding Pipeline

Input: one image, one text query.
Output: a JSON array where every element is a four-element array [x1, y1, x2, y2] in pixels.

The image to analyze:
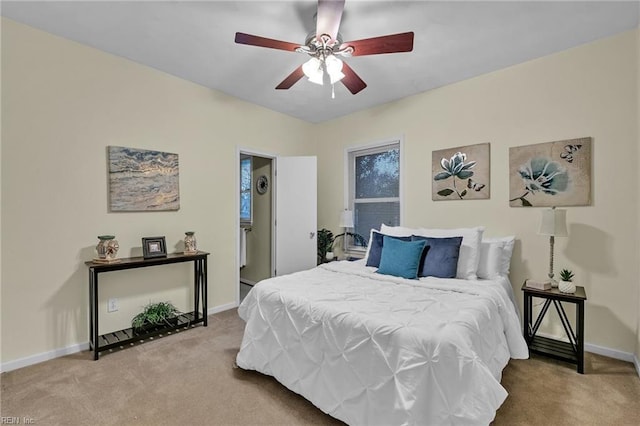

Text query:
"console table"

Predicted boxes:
[[85, 251, 209, 360], [522, 283, 587, 373]]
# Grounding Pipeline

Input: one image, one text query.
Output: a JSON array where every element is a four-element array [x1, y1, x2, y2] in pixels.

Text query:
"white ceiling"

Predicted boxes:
[[2, 1, 638, 123]]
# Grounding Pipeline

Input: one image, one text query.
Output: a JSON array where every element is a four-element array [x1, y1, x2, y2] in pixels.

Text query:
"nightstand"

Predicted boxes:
[[521, 283, 587, 373]]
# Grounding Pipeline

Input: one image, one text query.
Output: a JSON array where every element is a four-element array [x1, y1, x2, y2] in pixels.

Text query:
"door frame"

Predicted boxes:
[[236, 146, 277, 306]]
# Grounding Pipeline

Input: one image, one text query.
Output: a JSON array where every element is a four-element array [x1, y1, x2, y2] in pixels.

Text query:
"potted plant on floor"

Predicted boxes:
[[132, 301, 182, 333], [317, 228, 335, 264]]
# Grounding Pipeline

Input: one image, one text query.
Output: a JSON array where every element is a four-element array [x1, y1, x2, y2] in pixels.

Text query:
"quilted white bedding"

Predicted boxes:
[[237, 260, 528, 426]]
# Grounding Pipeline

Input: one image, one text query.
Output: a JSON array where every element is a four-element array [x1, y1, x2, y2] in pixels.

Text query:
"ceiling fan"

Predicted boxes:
[[234, 0, 414, 96]]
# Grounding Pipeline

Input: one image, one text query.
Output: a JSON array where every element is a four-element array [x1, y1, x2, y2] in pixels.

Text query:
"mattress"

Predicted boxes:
[[236, 260, 528, 425]]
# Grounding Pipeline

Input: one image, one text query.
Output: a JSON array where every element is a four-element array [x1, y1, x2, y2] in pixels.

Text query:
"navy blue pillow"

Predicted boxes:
[[411, 236, 463, 278], [366, 230, 411, 268], [377, 236, 428, 279]]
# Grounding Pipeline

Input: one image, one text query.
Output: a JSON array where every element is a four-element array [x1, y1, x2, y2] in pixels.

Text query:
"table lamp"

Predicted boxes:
[[338, 209, 354, 251], [538, 207, 568, 287]]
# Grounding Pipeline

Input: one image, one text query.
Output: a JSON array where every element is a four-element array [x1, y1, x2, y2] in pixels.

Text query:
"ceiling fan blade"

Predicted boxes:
[[342, 31, 414, 56], [276, 66, 305, 90], [316, 0, 345, 42], [235, 32, 301, 52], [341, 62, 367, 95]]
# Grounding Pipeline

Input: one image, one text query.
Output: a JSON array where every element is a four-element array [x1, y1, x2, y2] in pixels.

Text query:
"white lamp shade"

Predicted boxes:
[[302, 58, 324, 85], [329, 70, 345, 85], [538, 208, 568, 237], [325, 55, 345, 84], [339, 210, 354, 228], [325, 55, 343, 73]]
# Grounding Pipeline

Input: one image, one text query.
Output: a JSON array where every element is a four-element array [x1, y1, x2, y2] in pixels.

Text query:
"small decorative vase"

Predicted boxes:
[[559, 280, 576, 294], [184, 231, 197, 254], [96, 235, 119, 261]]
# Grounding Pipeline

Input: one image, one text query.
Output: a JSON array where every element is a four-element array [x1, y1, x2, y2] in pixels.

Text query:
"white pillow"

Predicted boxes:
[[380, 224, 484, 280], [477, 236, 516, 279], [379, 224, 416, 237]]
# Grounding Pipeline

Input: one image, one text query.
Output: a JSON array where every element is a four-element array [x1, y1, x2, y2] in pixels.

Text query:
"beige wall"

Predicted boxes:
[[636, 25, 640, 367], [0, 19, 3, 367], [2, 18, 639, 365], [317, 30, 639, 354], [240, 156, 272, 283], [0, 19, 313, 362]]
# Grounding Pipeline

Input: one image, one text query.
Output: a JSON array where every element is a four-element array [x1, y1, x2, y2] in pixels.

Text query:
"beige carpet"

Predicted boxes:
[[2, 309, 639, 425]]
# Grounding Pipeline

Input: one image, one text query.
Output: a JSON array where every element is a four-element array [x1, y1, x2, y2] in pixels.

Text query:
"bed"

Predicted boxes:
[[236, 227, 528, 425]]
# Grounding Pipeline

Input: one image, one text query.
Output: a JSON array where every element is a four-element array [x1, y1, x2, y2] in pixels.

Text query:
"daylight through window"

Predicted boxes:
[[347, 141, 401, 251], [240, 156, 252, 224]]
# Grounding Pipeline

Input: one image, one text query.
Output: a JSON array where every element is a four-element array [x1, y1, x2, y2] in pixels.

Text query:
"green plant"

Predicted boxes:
[[132, 301, 180, 329], [334, 232, 367, 249], [559, 269, 574, 282], [317, 228, 368, 264], [317, 228, 335, 263]]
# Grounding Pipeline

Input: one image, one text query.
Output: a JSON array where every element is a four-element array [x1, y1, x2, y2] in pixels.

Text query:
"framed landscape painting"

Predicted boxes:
[[108, 146, 180, 211], [509, 137, 591, 207], [432, 143, 490, 201]]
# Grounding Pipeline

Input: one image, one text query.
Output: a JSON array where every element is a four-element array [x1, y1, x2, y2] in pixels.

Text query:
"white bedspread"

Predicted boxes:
[[237, 260, 528, 426]]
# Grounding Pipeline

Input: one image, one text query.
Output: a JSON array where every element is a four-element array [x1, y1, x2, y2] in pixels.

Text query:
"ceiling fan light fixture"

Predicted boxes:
[[308, 71, 324, 85], [325, 55, 345, 84], [302, 57, 324, 85], [329, 71, 345, 85]]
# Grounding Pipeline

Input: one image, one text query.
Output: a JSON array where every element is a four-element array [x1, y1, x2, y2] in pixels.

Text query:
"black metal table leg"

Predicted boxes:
[[523, 292, 531, 343], [203, 257, 208, 327], [91, 269, 99, 360], [194, 260, 200, 322], [89, 269, 94, 353], [577, 300, 585, 374]]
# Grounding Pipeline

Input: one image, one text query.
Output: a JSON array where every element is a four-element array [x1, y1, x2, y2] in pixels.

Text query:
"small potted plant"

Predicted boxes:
[[559, 269, 576, 294], [132, 301, 182, 333]]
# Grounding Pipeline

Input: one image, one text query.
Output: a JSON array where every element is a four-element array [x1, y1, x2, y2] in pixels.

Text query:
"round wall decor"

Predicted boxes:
[[256, 175, 269, 194]]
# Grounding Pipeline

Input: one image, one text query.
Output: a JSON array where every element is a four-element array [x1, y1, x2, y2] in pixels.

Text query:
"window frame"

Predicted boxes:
[[240, 154, 253, 226], [344, 138, 404, 253]]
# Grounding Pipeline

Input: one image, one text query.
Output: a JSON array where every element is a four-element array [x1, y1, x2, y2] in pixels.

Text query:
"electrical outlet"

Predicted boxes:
[[107, 298, 118, 313]]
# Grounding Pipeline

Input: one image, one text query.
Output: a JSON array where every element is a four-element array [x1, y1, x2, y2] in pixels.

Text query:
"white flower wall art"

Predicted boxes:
[[509, 137, 591, 207], [432, 143, 490, 201]]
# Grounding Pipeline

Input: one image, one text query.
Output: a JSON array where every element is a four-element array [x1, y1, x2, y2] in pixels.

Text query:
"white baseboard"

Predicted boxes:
[[536, 331, 638, 375], [1, 302, 240, 373], [208, 302, 238, 315], [239, 278, 256, 286], [1, 341, 90, 373], [584, 341, 635, 363]]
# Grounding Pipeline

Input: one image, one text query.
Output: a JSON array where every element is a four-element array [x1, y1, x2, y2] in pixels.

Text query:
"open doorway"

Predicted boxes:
[[239, 151, 274, 303]]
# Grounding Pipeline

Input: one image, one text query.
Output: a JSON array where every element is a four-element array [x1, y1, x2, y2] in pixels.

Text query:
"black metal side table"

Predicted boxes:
[[85, 252, 209, 360], [522, 283, 587, 373]]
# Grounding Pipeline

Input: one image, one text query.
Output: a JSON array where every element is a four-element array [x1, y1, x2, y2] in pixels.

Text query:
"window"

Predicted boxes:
[[346, 141, 401, 251], [240, 155, 252, 225]]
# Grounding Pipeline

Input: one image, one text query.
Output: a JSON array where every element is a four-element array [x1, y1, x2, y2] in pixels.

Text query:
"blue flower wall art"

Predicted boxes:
[[432, 143, 490, 201], [509, 137, 591, 207]]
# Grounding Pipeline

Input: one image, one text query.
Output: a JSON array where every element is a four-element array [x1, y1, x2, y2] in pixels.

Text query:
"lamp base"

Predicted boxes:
[[549, 278, 559, 288]]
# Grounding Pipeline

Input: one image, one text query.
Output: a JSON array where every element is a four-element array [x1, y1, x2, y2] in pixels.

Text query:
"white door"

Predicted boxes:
[[275, 156, 317, 276]]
